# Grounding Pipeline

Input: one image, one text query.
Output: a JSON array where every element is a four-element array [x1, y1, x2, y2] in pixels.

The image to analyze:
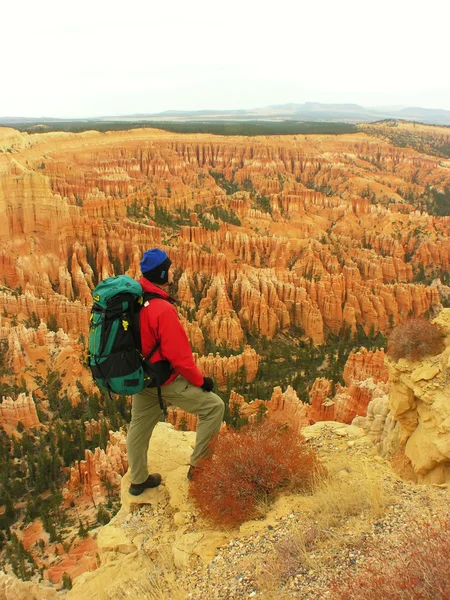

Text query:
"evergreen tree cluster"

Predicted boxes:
[[0, 371, 128, 548], [219, 324, 387, 425]]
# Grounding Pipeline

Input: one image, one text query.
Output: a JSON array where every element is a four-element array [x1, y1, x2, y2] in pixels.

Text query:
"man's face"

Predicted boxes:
[[166, 267, 174, 285]]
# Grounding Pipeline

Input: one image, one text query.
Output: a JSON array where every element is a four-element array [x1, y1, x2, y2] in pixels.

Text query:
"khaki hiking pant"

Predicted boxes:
[[126, 375, 225, 485]]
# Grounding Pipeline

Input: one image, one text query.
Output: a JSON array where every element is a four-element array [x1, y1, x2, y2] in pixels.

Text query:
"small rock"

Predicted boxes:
[[132, 533, 147, 549], [335, 429, 348, 437]]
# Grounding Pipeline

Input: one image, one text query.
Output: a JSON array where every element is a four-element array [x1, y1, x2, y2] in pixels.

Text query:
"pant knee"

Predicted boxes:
[[211, 394, 225, 420]]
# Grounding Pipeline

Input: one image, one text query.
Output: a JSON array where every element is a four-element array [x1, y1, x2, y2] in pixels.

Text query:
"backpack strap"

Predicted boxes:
[[142, 340, 168, 418], [140, 294, 175, 418], [144, 340, 160, 362], [157, 387, 167, 419], [142, 291, 176, 306]]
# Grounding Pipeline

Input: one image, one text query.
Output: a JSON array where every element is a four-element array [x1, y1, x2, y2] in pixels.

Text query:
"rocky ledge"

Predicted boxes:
[[2, 418, 449, 600]]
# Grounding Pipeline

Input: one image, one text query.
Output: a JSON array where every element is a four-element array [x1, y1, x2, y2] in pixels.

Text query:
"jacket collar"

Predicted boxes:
[[139, 277, 175, 302]]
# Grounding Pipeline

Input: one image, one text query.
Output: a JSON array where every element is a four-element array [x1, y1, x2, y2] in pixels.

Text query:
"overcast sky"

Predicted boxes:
[[2, 0, 449, 118]]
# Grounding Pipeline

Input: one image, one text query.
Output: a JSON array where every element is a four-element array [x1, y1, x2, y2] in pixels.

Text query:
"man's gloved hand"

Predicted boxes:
[[201, 377, 214, 392]]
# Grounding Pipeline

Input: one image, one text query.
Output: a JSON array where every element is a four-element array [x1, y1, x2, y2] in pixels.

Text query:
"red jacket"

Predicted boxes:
[[138, 278, 204, 387]]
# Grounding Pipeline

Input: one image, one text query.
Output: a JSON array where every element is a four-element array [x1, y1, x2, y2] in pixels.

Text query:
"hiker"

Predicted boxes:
[[126, 248, 225, 495]]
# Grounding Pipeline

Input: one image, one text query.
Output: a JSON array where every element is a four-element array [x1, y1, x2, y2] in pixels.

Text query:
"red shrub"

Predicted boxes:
[[387, 317, 445, 361], [189, 420, 324, 527], [329, 517, 450, 600]]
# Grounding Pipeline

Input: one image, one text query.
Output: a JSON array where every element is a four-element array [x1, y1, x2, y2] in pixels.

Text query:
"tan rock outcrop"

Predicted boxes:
[[228, 390, 267, 421], [84, 419, 101, 441], [0, 571, 57, 600], [307, 350, 391, 425], [46, 537, 98, 585], [196, 275, 244, 349], [384, 308, 450, 484], [334, 379, 388, 424], [352, 389, 396, 454]]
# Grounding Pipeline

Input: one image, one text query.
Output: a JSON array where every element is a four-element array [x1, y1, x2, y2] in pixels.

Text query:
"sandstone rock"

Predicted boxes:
[[66, 430, 128, 506], [410, 365, 440, 382], [309, 378, 334, 422], [167, 407, 198, 431], [333, 382, 374, 424], [2, 122, 450, 596], [267, 386, 311, 435], [0, 320, 95, 404], [172, 530, 228, 568], [46, 537, 98, 585], [196, 274, 244, 349], [66, 550, 154, 600], [228, 389, 267, 421], [343, 349, 388, 385], [0, 571, 57, 600], [302, 420, 365, 440], [96, 525, 137, 559], [120, 422, 196, 514], [17, 519, 47, 552], [384, 309, 450, 483], [194, 345, 259, 388], [0, 393, 39, 431], [120, 472, 168, 514], [352, 393, 396, 453], [1, 126, 448, 357]]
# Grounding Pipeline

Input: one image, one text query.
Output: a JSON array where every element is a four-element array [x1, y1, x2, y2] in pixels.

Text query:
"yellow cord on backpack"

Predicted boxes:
[[122, 319, 129, 330]]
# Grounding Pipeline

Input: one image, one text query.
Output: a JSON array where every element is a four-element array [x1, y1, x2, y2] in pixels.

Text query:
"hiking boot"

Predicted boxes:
[[187, 465, 198, 481], [128, 473, 162, 496]]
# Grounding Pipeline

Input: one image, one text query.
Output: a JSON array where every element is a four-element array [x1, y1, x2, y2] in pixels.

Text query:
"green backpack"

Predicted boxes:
[[87, 275, 172, 414]]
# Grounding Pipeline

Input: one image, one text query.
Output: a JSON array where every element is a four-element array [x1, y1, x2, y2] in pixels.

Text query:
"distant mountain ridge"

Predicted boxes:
[[122, 102, 450, 125], [1, 102, 450, 126]]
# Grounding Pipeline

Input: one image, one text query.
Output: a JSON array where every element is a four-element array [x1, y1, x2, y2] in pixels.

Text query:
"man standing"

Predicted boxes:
[[126, 248, 224, 495]]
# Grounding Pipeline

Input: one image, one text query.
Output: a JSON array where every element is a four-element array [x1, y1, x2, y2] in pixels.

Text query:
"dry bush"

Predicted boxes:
[[387, 317, 445, 361], [329, 516, 450, 600], [189, 420, 324, 527], [309, 461, 385, 530]]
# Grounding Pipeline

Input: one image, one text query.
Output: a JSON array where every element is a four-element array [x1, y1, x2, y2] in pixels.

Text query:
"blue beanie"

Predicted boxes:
[[140, 248, 172, 284]]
